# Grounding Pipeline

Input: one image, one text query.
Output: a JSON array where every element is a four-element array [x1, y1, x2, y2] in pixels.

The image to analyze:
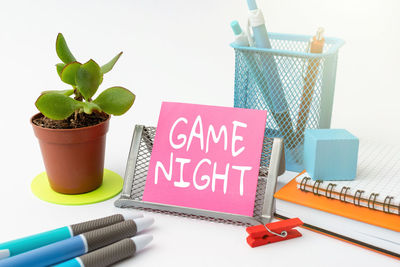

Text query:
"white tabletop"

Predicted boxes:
[[1, 0, 399, 266]]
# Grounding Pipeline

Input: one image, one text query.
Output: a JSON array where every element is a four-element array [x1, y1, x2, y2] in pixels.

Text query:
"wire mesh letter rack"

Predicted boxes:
[[115, 125, 286, 226]]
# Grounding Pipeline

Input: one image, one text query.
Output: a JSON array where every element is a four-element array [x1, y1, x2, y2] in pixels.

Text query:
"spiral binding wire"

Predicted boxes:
[[299, 177, 399, 215], [353, 190, 364, 206], [299, 176, 311, 192], [383, 196, 394, 213], [398, 202, 400, 215], [368, 193, 379, 210], [339, 186, 350, 202], [312, 180, 323, 195], [325, 183, 336, 199]]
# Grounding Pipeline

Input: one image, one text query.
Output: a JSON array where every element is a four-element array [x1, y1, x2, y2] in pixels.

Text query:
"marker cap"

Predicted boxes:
[[230, 20, 243, 35], [121, 212, 144, 221], [0, 249, 10, 260], [247, 0, 258, 10], [131, 235, 153, 252], [134, 217, 155, 233]]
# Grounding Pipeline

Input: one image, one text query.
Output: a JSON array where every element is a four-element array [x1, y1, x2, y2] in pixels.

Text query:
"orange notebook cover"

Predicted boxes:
[[275, 171, 400, 232], [274, 171, 400, 259]]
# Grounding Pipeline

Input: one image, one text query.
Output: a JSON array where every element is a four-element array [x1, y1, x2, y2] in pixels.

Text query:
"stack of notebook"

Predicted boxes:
[[274, 141, 400, 259]]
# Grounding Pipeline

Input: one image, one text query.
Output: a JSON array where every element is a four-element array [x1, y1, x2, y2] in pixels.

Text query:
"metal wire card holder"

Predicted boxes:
[[115, 125, 285, 226]]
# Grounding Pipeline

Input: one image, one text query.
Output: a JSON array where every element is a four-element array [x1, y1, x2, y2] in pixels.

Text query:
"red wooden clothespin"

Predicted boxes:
[[246, 218, 303, 248]]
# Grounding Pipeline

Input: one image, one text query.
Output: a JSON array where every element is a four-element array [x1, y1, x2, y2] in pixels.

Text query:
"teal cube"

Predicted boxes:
[[304, 129, 359, 181]]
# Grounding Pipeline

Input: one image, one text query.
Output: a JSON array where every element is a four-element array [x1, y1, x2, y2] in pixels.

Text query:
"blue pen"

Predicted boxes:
[[0, 218, 154, 267], [0, 213, 142, 259], [54, 235, 153, 267], [245, 0, 295, 148], [230, 20, 257, 109], [247, 0, 271, 48]]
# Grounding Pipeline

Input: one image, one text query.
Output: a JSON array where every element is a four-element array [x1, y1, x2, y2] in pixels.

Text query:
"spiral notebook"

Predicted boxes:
[[274, 171, 400, 259], [296, 140, 400, 215]]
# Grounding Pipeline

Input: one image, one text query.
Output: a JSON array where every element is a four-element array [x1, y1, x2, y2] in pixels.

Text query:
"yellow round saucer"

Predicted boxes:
[[31, 169, 123, 205]]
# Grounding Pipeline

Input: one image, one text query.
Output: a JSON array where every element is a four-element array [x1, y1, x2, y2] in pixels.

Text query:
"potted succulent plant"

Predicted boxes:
[[31, 33, 135, 194]]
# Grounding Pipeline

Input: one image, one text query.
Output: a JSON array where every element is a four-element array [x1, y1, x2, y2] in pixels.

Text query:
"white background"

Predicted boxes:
[[0, 0, 399, 266]]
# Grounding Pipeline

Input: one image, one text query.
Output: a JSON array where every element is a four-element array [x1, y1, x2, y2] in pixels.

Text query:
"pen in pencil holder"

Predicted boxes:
[[295, 28, 325, 146], [245, 0, 296, 148]]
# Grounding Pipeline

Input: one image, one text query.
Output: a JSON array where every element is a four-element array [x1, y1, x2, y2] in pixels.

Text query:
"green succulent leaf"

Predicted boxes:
[[75, 59, 102, 100], [99, 73, 104, 85], [101, 52, 123, 74], [61, 62, 81, 85], [56, 63, 66, 78], [93, 86, 135, 115], [56, 33, 76, 64], [82, 101, 101, 114], [35, 93, 82, 120], [41, 89, 74, 96]]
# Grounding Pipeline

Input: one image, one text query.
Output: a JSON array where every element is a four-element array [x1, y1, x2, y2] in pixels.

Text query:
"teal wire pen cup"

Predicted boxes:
[[232, 32, 344, 172]]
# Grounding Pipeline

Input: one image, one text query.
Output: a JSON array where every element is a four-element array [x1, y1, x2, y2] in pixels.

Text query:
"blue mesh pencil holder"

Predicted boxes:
[[232, 33, 344, 172]]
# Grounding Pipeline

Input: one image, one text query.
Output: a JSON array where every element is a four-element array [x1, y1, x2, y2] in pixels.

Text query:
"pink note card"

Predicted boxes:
[[142, 102, 267, 216]]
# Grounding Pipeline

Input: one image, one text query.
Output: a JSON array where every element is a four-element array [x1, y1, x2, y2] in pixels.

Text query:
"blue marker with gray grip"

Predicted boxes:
[[245, 0, 295, 148], [0, 218, 154, 267], [0, 213, 142, 259], [54, 235, 153, 267]]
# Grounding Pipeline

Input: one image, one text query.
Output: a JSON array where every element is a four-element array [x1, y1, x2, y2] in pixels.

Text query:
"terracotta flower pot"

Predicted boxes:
[[31, 113, 110, 194]]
